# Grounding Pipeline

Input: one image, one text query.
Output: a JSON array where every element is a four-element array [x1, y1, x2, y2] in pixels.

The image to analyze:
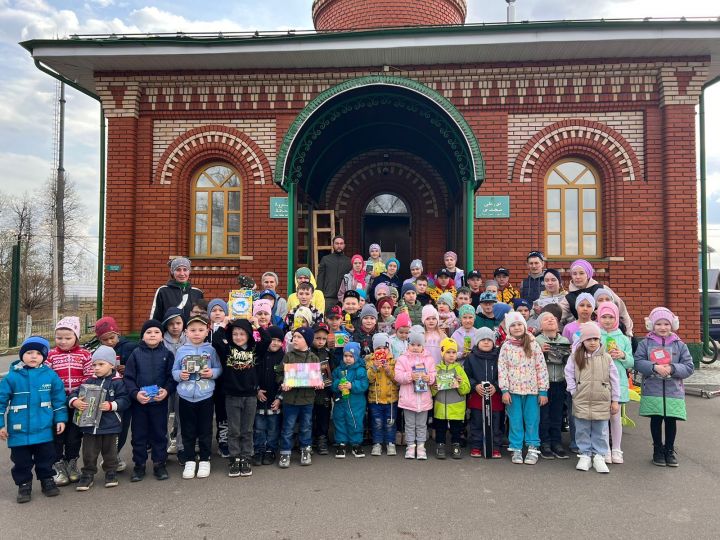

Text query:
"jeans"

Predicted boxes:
[[566, 392, 577, 450], [574, 418, 609, 457], [11, 442, 56, 485], [225, 395, 257, 459], [254, 413, 281, 453], [280, 403, 313, 454], [469, 408, 503, 449], [505, 393, 541, 450], [179, 397, 214, 462], [369, 403, 398, 444], [540, 381, 567, 446]]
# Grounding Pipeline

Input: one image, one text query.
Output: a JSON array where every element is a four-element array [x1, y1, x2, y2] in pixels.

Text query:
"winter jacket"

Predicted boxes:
[[317, 251, 352, 302], [338, 271, 370, 304], [332, 360, 369, 415], [212, 321, 272, 398], [257, 345, 285, 414], [367, 272, 402, 304], [474, 312, 498, 330], [394, 351, 437, 412], [498, 339, 549, 396], [394, 302, 423, 326], [124, 341, 176, 403], [565, 349, 620, 421], [634, 333, 693, 420], [560, 280, 633, 336], [521, 274, 546, 304], [173, 342, 222, 403], [432, 361, 470, 420], [424, 331, 445, 365], [439, 312, 459, 336], [278, 348, 320, 406], [365, 353, 399, 404], [465, 346, 504, 412], [163, 332, 187, 356], [45, 345, 93, 395], [535, 333, 571, 383], [389, 336, 408, 361], [150, 279, 204, 322], [68, 373, 130, 435], [0, 361, 68, 447], [287, 270, 326, 315], [446, 268, 465, 290], [497, 284, 520, 305], [114, 337, 138, 366], [600, 329, 634, 403], [353, 328, 376, 358]]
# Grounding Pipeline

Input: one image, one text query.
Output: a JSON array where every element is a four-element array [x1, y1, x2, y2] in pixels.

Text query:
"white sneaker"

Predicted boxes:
[[604, 453, 612, 464], [182, 461, 197, 479], [576, 455, 592, 471], [167, 439, 178, 454], [405, 444, 416, 459], [387, 443, 397, 456], [524, 446, 539, 465], [593, 454, 610, 473], [371, 443, 382, 456], [116, 460, 127, 472], [416, 444, 427, 460], [196, 461, 211, 478], [511, 450, 524, 464], [611, 449, 624, 464]]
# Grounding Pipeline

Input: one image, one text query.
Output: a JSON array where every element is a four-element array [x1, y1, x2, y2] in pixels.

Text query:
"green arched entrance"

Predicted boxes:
[[275, 76, 485, 292]]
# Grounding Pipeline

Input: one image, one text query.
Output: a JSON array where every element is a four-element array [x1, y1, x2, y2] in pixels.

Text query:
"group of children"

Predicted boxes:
[[0, 252, 695, 503]]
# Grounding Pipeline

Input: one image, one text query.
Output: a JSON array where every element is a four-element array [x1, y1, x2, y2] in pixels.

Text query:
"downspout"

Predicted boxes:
[[465, 181, 475, 271]]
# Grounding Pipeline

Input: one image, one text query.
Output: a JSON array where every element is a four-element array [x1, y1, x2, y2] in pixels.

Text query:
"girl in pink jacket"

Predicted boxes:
[[395, 330, 436, 460]]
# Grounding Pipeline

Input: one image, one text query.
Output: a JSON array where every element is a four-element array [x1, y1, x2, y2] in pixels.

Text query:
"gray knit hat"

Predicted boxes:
[[92, 345, 118, 367], [372, 333, 390, 350], [170, 257, 191, 274], [476, 327, 495, 343], [360, 304, 378, 320]]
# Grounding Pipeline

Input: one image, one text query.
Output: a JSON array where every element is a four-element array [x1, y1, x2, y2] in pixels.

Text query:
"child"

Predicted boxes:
[[535, 312, 571, 459], [254, 326, 285, 466], [278, 327, 322, 468], [123, 319, 175, 482], [0, 337, 66, 503], [256, 289, 287, 330], [161, 307, 186, 457], [465, 328, 503, 458], [562, 293, 597, 342], [498, 313, 549, 465], [395, 283, 423, 326], [287, 267, 326, 315], [365, 243, 386, 278], [342, 290, 362, 332], [494, 267, 520, 304], [368, 258, 402, 304], [353, 304, 378, 357], [597, 302, 634, 464], [208, 299, 229, 337], [455, 287, 472, 313], [374, 283, 390, 301], [474, 291, 499, 330], [414, 275, 433, 307], [484, 280, 499, 296], [173, 316, 222, 480], [358, 290, 368, 308], [207, 299, 230, 458], [395, 330, 436, 459], [565, 323, 620, 473], [452, 305, 481, 364], [286, 282, 323, 328], [388, 286, 400, 305], [366, 333, 399, 456], [338, 254, 370, 303], [432, 338, 470, 459], [437, 292, 459, 335], [513, 299, 536, 334], [326, 307, 346, 370], [253, 299, 275, 330], [466, 270, 484, 308], [429, 269, 457, 304], [441, 251, 465, 289], [389, 312, 411, 359], [422, 304, 446, 365], [69, 346, 130, 491], [404, 259, 424, 285], [493, 303, 512, 347], [284, 306, 314, 352], [377, 297, 396, 335], [46, 316, 93, 486], [634, 307, 693, 467], [311, 323, 333, 456], [332, 342, 369, 458], [190, 299, 209, 318]]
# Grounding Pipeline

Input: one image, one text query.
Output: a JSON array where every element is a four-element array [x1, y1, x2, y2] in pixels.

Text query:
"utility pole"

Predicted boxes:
[[52, 82, 66, 323], [8, 238, 21, 348]]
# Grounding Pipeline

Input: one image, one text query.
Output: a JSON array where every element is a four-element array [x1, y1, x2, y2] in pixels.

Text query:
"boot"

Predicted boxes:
[[652, 444, 666, 467], [53, 461, 69, 486], [16, 483, 32, 504], [316, 436, 329, 456], [665, 447, 679, 467], [67, 458, 81, 483], [435, 443, 446, 460], [40, 477, 60, 497]]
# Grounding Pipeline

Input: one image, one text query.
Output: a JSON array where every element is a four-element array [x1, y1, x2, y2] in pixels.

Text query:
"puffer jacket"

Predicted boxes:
[[565, 348, 620, 420], [465, 346, 503, 411], [123, 341, 176, 404], [498, 339, 549, 396], [394, 351, 436, 412], [45, 345, 93, 395], [432, 361, 470, 420], [600, 329, 634, 403], [68, 373, 130, 435], [0, 360, 67, 447], [394, 301, 423, 326], [365, 353, 399, 404], [331, 359, 369, 415]]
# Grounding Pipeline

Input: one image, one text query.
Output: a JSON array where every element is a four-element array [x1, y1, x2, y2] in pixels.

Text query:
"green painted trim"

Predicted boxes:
[[287, 182, 297, 295], [687, 342, 703, 368], [465, 181, 474, 269], [275, 75, 485, 191]]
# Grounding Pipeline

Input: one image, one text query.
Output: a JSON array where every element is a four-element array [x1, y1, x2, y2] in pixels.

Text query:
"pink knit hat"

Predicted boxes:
[[577, 322, 601, 344], [646, 307, 679, 331], [253, 299, 273, 316], [570, 259, 594, 280], [394, 311, 412, 330], [56, 316, 81, 340], [351, 254, 364, 265], [421, 304, 439, 324], [596, 302, 620, 330]]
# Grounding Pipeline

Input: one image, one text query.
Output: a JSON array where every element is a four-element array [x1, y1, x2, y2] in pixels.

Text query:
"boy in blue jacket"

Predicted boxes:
[[69, 346, 130, 491], [0, 337, 67, 503], [331, 342, 369, 458]]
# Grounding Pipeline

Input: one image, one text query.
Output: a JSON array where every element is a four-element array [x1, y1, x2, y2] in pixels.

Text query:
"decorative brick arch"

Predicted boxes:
[[511, 119, 643, 184], [155, 125, 272, 186]]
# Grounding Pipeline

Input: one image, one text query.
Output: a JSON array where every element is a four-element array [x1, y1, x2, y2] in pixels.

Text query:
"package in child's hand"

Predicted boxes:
[[413, 364, 428, 393], [228, 289, 253, 319], [141, 385, 159, 399], [73, 384, 107, 428], [650, 348, 672, 365], [436, 371, 456, 391]]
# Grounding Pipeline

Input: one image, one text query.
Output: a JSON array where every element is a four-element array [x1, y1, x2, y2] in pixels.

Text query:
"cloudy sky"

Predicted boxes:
[[1, 0, 720, 278]]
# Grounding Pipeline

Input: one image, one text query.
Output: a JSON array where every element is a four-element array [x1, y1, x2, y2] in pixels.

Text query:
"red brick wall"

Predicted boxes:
[[312, 0, 466, 31]]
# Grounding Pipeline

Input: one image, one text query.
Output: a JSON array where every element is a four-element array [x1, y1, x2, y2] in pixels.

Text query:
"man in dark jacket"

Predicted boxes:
[[150, 257, 204, 322], [317, 236, 351, 312], [520, 251, 546, 304]]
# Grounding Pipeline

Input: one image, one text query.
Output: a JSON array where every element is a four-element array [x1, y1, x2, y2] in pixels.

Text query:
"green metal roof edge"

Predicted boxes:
[[20, 19, 720, 52]]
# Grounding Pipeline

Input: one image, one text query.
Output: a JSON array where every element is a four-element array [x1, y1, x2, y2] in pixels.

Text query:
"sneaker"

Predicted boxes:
[[665, 448, 679, 468], [317, 436, 329, 456], [153, 463, 169, 480], [371, 443, 382, 456], [239, 458, 252, 477], [576, 455, 592, 471], [604, 453, 612, 464], [511, 450, 524, 464], [218, 443, 230, 459], [611, 449, 624, 464], [104, 471, 119, 488], [300, 446, 312, 466], [251, 453, 262, 466], [416, 444, 427, 460], [551, 445, 568, 459], [130, 466, 145, 482], [17, 483, 32, 504], [593, 454, 610, 473], [335, 445, 347, 459], [196, 461, 211, 478], [524, 447, 539, 465], [451, 443, 462, 459], [182, 461, 197, 479], [352, 445, 365, 458], [116, 459, 127, 472], [653, 445, 666, 467], [40, 478, 59, 497], [76, 474, 94, 491], [405, 444, 416, 459], [278, 454, 291, 468], [167, 439, 178, 454], [470, 448, 482, 458], [262, 450, 276, 465], [228, 459, 241, 477], [436, 443, 447, 460], [53, 461, 69, 486], [491, 449, 502, 459], [67, 458, 81, 483], [540, 445, 555, 460], [386, 443, 397, 456]]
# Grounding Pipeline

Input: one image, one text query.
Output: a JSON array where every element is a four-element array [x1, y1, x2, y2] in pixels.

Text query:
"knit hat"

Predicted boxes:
[[597, 302, 620, 330], [504, 312, 527, 331], [388, 287, 399, 300], [409, 329, 425, 346], [374, 283, 390, 296], [208, 298, 229, 316], [440, 337, 458, 354], [358, 289, 367, 300], [376, 297, 395, 313], [443, 251, 458, 262], [56, 316, 81, 340], [394, 311, 412, 329], [170, 257, 191, 274], [293, 306, 314, 328], [458, 304, 475, 319], [570, 259, 594, 280], [386, 258, 400, 271], [343, 341, 361, 362], [647, 307, 678, 330], [373, 333, 390, 350], [421, 304, 439, 323], [92, 345, 118, 367], [543, 268, 562, 282], [437, 292, 455, 310], [360, 304, 378, 320], [268, 325, 285, 341], [401, 282, 417, 297], [593, 288, 615, 304], [512, 298, 531, 311], [409, 259, 423, 270], [476, 327, 495, 342], [351, 254, 364, 265], [94, 316, 120, 338], [492, 303, 512, 323], [141, 319, 163, 336], [577, 322, 601, 344], [162, 307, 185, 331], [295, 267, 312, 279], [537, 311, 558, 329], [261, 271, 280, 286], [19, 336, 50, 362], [253, 299, 273, 316], [294, 326, 315, 348], [478, 291, 498, 304], [575, 292, 596, 310]]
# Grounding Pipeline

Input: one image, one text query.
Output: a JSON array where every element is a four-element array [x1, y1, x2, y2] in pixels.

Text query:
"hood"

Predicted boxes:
[[294, 268, 318, 289], [257, 288, 280, 317], [228, 319, 256, 349]]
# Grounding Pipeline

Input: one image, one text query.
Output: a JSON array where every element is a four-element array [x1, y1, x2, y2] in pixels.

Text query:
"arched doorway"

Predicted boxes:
[[362, 193, 412, 280]]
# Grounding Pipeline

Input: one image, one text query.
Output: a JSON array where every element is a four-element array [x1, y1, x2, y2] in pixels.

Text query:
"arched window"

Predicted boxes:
[[364, 194, 409, 215], [191, 163, 242, 257], [545, 159, 601, 258]]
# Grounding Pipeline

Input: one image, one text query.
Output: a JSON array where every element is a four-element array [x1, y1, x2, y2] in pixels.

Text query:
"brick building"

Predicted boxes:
[[21, 1, 720, 356]]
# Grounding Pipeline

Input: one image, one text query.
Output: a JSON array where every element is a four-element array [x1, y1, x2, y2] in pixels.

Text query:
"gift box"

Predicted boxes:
[[73, 384, 107, 428], [229, 289, 253, 319]]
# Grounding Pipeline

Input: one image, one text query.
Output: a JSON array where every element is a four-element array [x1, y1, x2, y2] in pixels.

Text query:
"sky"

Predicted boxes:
[[1, 0, 719, 282]]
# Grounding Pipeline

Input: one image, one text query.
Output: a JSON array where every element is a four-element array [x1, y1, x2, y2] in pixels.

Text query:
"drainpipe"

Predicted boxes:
[[287, 182, 297, 295], [465, 181, 475, 271]]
